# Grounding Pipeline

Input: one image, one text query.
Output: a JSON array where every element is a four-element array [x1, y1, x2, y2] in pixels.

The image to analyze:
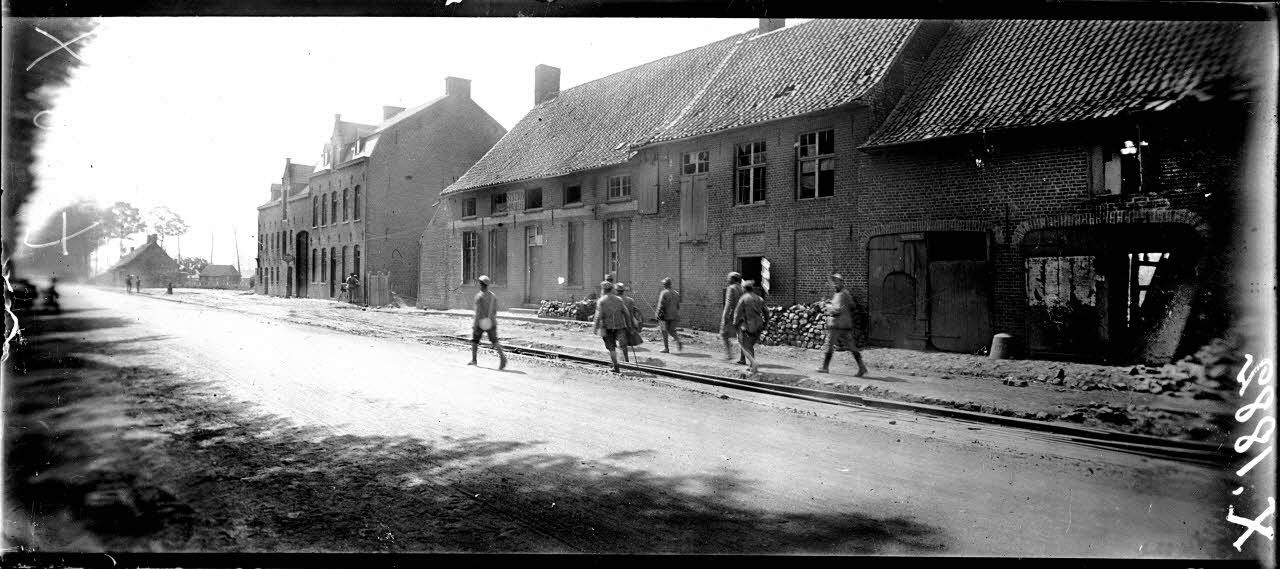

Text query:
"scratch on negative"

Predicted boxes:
[[1, 265, 22, 363]]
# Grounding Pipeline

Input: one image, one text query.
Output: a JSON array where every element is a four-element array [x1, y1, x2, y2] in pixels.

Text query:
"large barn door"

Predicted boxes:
[[928, 260, 991, 353]]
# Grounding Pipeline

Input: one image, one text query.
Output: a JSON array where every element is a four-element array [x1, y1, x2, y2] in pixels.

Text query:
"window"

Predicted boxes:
[[330, 247, 338, 286], [341, 245, 348, 278], [736, 141, 767, 205], [797, 129, 836, 199], [606, 220, 620, 275], [1092, 136, 1160, 195], [353, 245, 360, 275], [353, 185, 361, 220], [342, 189, 349, 221], [321, 194, 328, 225], [567, 221, 582, 285], [320, 249, 326, 282], [312, 197, 318, 227], [488, 228, 507, 284], [462, 197, 477, 218], [312, 249, 318, 281], [525, 188, 543, 210], [564, 185, 582, 205], [607, 175, 632, 200], [491, 192, 508, 215], [681, 151, 710, 174], [462, 232, 479, 283], [330, 193, 338, 224]]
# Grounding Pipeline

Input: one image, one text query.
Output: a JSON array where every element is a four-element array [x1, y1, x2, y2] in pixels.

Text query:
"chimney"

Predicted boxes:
[[534, 64, 561, 105], [382, 105, 406, 120], [759, 18, 785, 34], [445, 76, 471, 99]]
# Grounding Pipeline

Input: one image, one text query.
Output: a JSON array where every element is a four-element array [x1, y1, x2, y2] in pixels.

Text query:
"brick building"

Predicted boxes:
[[256, 77, 506, 302], [424, 19, 1259, 364]]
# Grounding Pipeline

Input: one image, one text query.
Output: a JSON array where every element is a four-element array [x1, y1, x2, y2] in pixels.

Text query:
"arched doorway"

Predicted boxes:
[[295, 231, 309, 298]]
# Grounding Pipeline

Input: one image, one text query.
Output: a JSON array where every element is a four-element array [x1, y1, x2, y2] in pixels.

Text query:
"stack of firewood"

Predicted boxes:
[[759, 301, 830, 349]]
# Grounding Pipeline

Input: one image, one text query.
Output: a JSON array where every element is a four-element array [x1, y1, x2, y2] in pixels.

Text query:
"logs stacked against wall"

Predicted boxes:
[[537, 298, 596, 321], [759, 301, 831, 349]]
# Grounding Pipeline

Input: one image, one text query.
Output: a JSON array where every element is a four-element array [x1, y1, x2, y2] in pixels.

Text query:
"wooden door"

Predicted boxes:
[[526, 225, 544, 303], [928, 260, 992, 352]]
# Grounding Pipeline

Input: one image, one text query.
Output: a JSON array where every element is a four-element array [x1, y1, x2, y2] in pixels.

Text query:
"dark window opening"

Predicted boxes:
[[462, 198, 477, 218], [564, 185, 582, 205], [525, 188, 543, 210], [738, 256, 764, 291], [353, 185, 361, 220], [491, 193, 508, 215]]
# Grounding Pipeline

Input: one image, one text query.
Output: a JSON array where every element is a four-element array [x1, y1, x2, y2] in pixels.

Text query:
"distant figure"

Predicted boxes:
[[818, 273, 868, 377], [345, 272, 361, 305], [720, 272, 746, 364], [656, 277, 683, 353], [734, 280, 769, 377], [136, 276, 143, 291], [468, 275, 507, 370], [593, 281, 634, 373], [125, 274, 133, 294], [166, 281, 174, 295], [42, 277, 61, 313], [616, 283, 643, 353]]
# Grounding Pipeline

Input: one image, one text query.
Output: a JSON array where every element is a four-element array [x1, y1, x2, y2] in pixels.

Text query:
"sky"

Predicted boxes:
[[25, 17, 783, 274]]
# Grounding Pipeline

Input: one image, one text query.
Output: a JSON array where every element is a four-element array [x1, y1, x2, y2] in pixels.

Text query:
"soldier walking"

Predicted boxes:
[[720, 272, 746, 364], [468, 275, 508, 370], [656, 277, 683, 353], [125, 274, 133, 294], [817, 273, 868, 377], [345, 272, 361, 305], [593, 281, 634, 373], [734, 280, 768, 376]]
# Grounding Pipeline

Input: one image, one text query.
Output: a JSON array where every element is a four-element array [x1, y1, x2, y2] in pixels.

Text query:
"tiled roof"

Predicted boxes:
[[864, 20, 1251, 148], [106, 241, 172, 272], [200, 264, 241, 277], [645, 19, 919, 144], [442, 29, 757, 195]]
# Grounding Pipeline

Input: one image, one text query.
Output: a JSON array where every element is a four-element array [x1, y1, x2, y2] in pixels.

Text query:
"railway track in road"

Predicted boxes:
[[147, 295, 1234, 468]]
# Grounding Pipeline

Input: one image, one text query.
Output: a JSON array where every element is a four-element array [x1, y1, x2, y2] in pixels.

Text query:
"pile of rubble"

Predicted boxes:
[[537, 299, 596, 321], [759, 302, 830, 349]]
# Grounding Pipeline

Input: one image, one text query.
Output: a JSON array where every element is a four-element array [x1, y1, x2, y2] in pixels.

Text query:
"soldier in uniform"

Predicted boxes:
[[734, 280, 769, 376], [593, 281, 634, 373], [468, 275, 508, 370], [818, 273, 868, 377], [720, 272, 746, 364], [656, 277, 683, 353]]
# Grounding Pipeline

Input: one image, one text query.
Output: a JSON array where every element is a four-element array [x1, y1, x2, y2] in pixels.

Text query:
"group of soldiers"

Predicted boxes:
[[124, 274, 143, 293], [467, 270, 869, 378]]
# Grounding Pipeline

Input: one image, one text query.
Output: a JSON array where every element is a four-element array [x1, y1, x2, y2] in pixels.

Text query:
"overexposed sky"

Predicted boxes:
[[26, 17, 778, 271]]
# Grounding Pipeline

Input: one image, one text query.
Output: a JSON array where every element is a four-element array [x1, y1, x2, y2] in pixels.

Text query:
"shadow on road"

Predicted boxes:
[[5, 308, 951, 554]]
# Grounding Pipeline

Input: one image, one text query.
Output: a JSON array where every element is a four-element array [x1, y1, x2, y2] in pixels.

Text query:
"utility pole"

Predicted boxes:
[[233, 227, 241, 276], [210, 232, 215, 264]]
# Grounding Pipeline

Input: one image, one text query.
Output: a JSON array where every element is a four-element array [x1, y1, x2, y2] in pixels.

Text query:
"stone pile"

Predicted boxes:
[[537, 299, 596, 321], [759, 302, 831, 349]]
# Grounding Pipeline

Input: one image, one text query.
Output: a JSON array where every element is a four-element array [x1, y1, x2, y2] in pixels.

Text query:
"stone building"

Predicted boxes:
[[256, 77, 506, 302], [98, 234, 179, 289], [423, 18, 1259, 364]]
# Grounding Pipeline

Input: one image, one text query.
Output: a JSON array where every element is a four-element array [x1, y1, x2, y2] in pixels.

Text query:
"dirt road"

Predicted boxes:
[[3, 285, 1245, 555]]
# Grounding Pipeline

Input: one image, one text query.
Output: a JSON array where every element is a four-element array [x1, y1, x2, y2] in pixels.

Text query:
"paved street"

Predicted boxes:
[[4, 285, 1244, 555]]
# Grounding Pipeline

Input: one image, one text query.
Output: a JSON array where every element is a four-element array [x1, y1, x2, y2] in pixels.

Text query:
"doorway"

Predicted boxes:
[[295, 231, 309, 298], [525, 225, 544, 303]]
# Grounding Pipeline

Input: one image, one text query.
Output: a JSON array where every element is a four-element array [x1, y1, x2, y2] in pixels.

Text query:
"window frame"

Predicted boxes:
[[525, 187, 543, 211], [563, 184, 582, 206], [607, 175, 632, 200], [342, 188, 350, 222], [461, 232, 478, 284], [606, 219, 620, 275], [735, 141, 767, 205], [681, 150, 710, 175], [490, 192, 509, 215], [353, 185, 361, 220], [461, 197, 477, 218], [796, 129, 836, 200], [330, 193, 338, 225]]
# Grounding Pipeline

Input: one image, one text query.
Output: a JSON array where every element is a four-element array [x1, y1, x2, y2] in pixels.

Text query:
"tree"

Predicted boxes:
[[103, 201, 144, 255], [145, 206, 189, 246], [178, 256, 209, 278]]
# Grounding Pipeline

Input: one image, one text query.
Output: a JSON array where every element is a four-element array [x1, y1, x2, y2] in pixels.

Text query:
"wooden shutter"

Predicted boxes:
[[638, 165, 659, 214], [679, 177, 693, 240], [690, 177, 707, 240], [618, 219, 631, 284]]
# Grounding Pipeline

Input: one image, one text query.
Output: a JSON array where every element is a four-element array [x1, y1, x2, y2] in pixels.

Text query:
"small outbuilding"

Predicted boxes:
[[199, 264, 243, 289]]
